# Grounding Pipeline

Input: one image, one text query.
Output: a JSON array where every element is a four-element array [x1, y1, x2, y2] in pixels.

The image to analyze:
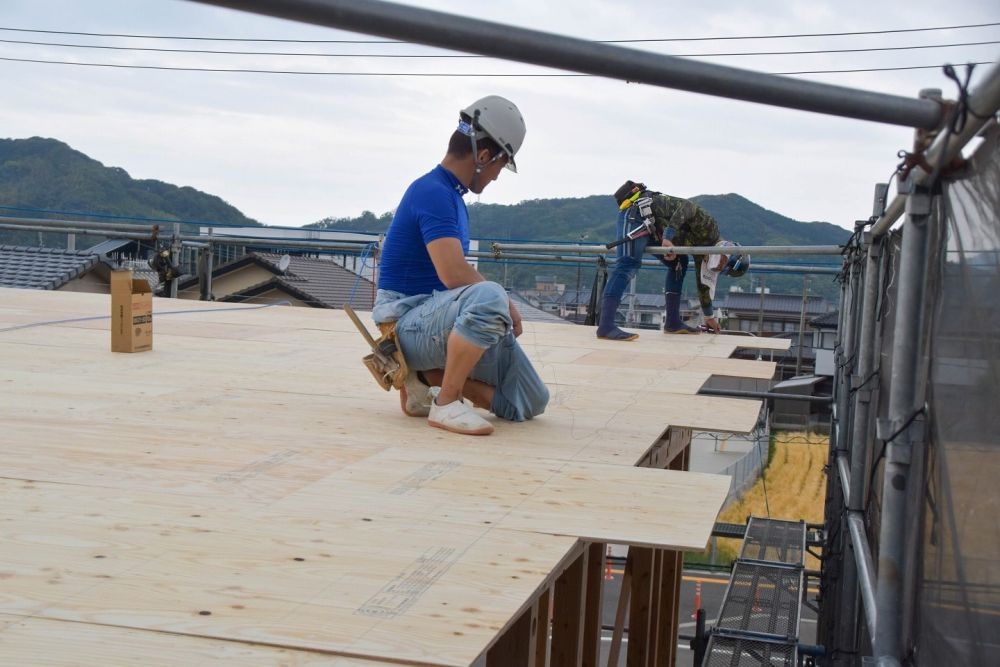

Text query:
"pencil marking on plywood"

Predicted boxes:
[[388, 461, 460, 495], [357, 547, 457, 618], [213, 449, 299, 484]]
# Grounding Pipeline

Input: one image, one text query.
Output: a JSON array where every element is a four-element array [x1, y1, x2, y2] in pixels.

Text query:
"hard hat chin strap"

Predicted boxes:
[[462, 110, 505, 192]]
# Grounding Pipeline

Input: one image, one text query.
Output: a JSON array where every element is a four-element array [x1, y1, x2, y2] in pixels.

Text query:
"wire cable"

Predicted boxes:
[[2, 36, 995, 58], [0, 55, 991, 76], [0, 300, 291, 334], [0, 22, 996, 44]]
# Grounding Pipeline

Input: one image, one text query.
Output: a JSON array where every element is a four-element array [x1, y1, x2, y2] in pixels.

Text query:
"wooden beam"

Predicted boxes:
[[582, 543, 606, 667], [533, 586, 552, 667], [551, 549, 588, 667], [627, 546, 654, 666], [487, 603, 534, 667], [607, 556, 631, 667]]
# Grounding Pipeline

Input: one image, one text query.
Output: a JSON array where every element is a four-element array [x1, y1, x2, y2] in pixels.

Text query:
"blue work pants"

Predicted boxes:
[[372, 282, 549, 421], [603, 209, 652, 301]]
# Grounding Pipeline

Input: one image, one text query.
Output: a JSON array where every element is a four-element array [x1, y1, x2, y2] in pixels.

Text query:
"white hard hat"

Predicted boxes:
[[460, 95, 526, 172]]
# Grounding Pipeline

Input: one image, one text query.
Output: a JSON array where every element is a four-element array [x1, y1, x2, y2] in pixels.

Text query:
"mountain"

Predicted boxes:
[[0, 137, 260, 246], [0, 137, 846, 301], [312, 192, 849, 299]]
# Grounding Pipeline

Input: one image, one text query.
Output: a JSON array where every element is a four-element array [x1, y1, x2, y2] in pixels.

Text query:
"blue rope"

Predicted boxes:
[[348, 242, 376, 306]]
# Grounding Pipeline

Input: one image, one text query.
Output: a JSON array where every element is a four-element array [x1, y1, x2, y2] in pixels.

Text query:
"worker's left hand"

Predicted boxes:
[[704, 317, 721, 333], [509, 299, 523, 337]]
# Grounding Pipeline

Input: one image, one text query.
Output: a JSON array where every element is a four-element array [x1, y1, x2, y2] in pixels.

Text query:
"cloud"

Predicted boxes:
[[0, 0, 996, 229]]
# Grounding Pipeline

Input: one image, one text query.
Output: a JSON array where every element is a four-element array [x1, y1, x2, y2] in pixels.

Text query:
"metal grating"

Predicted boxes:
[[715, 562, 802, 639], [703, 635, 797, 666], [739, 517, 805, 565], [704, 517, 806, 666]]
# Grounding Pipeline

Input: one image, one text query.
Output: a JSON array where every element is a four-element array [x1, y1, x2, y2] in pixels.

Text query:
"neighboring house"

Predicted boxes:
[[174, 252, 376, 309], [509, 293, 572, 325], [771, 375, 830, 432], [721, 291, 833, 335], [721, 292, 834, 380], [85, 239, 162, 291], [811, 311, 839, 376], [0, 245, 112, 292], [533, 275, 565, 293]]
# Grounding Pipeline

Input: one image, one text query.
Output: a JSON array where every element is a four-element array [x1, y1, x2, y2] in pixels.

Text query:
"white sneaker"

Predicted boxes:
[[399, 371, 433, 417], [427, 387, 494, 435]]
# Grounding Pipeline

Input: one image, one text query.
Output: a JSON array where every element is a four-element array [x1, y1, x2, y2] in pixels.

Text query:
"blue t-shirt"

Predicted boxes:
[[378, 165, 470, 295]]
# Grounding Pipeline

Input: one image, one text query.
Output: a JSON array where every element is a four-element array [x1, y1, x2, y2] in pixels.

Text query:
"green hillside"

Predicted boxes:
[[313, 192, 849, 299], [0, 137, 260, 247], [0, 137, 847, 302]]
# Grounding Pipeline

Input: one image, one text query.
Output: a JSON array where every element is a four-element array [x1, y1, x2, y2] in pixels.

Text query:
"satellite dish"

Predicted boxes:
[[277, 254, 291, 273]]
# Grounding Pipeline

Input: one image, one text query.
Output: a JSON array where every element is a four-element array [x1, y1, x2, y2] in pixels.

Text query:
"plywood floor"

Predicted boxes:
[[0, 287, 788, 666]]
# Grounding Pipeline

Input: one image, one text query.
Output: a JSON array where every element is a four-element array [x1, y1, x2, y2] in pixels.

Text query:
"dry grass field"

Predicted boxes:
[[711, 431, 829, 567]]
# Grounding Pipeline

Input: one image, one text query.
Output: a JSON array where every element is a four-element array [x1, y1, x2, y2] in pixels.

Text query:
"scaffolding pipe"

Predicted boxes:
[[697, 388, 833, 403], [0, 215, 159, 235], [491, 243, 843, 256], [0, 224, 373, 253], [836, 453, 852, 503], [839, 232, 885, 653], [871, 62, 1000, 237], [189, 0, 946, 129], [847, 512, 879, 642], [874, 188, 932, 661], [470, 251, 841, 274], [0, 224, 156, 241]]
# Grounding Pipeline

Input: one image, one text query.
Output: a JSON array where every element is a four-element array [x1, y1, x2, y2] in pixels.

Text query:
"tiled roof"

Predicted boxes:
[[720, 292, 831, 316], [178, 252, 376, 309], [0, 245, 102, 290], [811, 311, 840, 327], [509, 293, 572, 325], [85, 239, 136, 256]]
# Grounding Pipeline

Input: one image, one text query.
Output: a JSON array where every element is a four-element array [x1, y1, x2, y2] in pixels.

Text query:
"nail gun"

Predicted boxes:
[[606, 216, 657, 250]]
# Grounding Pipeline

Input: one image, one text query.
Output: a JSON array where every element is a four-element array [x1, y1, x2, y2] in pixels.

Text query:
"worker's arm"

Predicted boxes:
[[426, 237, 486, 289], [426, 237, 521, 337], [692, 256, 720, 332]]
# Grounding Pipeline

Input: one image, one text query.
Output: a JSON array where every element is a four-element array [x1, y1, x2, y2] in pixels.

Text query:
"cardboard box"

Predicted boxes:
[[110, 269, 153, 353]]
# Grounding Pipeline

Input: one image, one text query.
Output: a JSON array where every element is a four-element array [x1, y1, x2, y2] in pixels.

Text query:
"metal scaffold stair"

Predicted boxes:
[[704, 517, 806, 666]]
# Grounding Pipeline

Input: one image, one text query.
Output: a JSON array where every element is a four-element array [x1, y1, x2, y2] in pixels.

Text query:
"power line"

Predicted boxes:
[[0, 55, 991, 77], [0, 22, 997, 44], [1, 36, 996, 58]]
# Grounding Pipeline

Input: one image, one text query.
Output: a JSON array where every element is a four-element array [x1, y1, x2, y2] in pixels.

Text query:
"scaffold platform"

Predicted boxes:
[[704, 517, 806, 666]]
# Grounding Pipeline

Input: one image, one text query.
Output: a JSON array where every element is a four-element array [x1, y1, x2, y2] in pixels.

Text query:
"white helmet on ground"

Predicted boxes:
[[459, 95, 526, 172]]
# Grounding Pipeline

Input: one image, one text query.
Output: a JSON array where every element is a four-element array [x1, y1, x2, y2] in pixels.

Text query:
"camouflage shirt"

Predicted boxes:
[[645, 191, 721, 313]]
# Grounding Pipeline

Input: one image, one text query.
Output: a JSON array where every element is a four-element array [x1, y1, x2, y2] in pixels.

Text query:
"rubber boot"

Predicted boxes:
[[596, 296, 638, 341], [663, 292, 700, 334]]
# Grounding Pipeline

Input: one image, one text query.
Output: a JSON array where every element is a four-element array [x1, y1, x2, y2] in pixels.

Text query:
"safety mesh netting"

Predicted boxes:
[[916, 124, 1000, 665]]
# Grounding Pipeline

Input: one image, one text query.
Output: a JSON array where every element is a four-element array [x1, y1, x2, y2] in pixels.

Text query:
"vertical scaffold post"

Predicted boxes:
[[873, 183, 932, 663]]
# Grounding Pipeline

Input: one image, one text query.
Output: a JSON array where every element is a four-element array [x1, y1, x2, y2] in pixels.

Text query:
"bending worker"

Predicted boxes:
[[596, 180, 749, 340], [372, 95, 549, 436]]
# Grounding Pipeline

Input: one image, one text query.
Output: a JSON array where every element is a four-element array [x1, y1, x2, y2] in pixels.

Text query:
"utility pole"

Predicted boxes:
[[757, 276, 766, 336], [795, 276, 810, 376], [575, 233, 588, 323]]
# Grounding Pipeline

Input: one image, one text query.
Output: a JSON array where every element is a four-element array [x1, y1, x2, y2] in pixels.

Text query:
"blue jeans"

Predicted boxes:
[[603, 209, 651, 301], [663, 253, 689, 294], [372, 282, 549, 422]]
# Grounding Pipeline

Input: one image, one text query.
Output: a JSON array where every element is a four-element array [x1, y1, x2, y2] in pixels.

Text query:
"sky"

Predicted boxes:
[[1, 0, 997, 231]]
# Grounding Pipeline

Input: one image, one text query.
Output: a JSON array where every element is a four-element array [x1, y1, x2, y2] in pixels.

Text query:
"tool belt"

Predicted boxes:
[[343, 304, 409, 392], [630, 197, 661, 242], [362, 321, 409, 392]]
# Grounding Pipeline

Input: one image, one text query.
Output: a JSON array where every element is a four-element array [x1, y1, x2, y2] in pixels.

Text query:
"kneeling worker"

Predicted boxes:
[[371, 95, 549, 435], [597, 180, 749, 340]]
